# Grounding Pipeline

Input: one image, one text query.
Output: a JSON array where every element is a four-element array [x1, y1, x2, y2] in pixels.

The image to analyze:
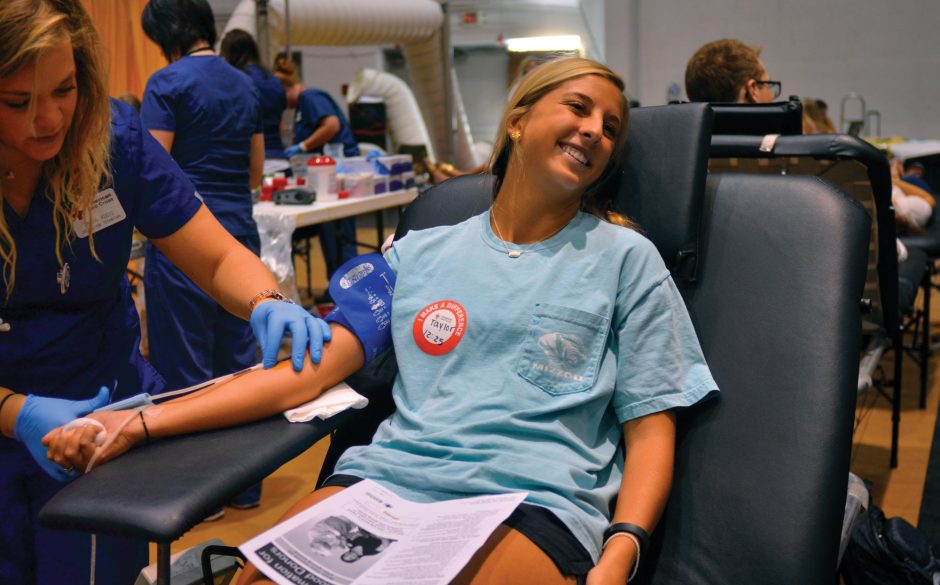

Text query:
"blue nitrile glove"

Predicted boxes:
[[13, 386, 110, 482], [284, 144, 303, 158], [250, 300, 333, 371]]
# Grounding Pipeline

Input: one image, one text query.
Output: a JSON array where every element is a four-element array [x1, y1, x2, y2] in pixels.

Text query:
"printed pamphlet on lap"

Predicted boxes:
[[239, 479, 527, 585]]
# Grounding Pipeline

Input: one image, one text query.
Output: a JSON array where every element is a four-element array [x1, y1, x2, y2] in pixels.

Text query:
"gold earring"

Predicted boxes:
[[510, 129, 521, 141]]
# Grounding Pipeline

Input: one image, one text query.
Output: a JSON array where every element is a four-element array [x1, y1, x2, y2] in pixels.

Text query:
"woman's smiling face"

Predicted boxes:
[[508, 74, 624, 200]]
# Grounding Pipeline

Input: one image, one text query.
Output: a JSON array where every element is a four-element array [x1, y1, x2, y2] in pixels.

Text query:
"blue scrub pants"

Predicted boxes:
[[319, 217, 359, 277], [144, 232, 263, 504], [0, 441, 149, 585]]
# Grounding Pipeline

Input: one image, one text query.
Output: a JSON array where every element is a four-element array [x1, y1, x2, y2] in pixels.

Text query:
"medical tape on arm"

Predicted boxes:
[[323, 253, 396, 364], [60, 409, 143, 472]]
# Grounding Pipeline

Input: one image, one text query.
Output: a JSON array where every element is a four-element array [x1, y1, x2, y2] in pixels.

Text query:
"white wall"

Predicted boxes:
[[208, 1, 940, 141], [631, 0, 940, 138], [296, 46, 383, 117], [210, 0, 377, 119], [452, 47, 510, 146]]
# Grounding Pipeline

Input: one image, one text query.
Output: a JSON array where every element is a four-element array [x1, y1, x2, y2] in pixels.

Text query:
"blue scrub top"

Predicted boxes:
[[903, 174, 933, 194], [0, 100, 202, 401], [141, 55, 262, 237], [294, 87, 360, 157], [246, 64, 287, 159]]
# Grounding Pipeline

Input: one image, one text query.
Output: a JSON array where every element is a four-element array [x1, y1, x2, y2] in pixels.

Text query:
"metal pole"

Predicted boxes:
[[440, 1, 455, 163], [256, 0, 270, 67], [156, 542, 171, 585], [284, 0, 292, 61]]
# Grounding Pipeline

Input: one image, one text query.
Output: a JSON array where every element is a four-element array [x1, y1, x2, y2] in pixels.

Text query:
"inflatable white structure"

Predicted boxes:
[[223, 0, 481, 168], [347, 68, 438, 162]]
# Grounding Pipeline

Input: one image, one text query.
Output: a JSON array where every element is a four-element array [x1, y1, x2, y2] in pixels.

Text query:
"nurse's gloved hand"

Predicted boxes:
[[284, 144, 304, 158], [250, 300, 332, 371], [13, 387, 110, 482]]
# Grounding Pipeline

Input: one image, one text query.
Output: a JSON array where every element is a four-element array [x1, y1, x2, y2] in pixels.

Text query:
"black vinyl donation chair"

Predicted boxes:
[[39, 103, 870, 585], [709, 133, 918, 467], [640, 172, 869, 584], [328, 108, 870, 583]]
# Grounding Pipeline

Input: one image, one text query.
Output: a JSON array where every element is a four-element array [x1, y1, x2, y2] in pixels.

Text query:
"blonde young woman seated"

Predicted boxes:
[[46, 58, 718, 585]]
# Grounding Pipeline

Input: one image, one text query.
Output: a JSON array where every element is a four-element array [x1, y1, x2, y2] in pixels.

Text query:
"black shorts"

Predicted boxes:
[[321, 474, 594, 580]]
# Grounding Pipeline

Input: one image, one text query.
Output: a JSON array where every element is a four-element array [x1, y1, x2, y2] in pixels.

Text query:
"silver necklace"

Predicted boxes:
[[490, 209, 568, 259]]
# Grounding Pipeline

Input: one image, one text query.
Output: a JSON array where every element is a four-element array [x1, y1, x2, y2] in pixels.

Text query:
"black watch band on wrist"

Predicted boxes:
[[603, 522, 650, 554]]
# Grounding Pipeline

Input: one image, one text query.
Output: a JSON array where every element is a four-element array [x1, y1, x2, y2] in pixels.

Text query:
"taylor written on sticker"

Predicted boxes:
[[413, 300, 467, 355]]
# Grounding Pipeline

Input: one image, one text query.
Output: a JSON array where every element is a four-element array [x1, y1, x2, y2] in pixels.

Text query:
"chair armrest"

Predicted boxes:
[[38, 411, 352, 542]]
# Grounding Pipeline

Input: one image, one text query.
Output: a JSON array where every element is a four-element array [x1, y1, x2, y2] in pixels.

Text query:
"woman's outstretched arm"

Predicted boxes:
[[587, 410, 676, 585], [43, 324, 364, 471]]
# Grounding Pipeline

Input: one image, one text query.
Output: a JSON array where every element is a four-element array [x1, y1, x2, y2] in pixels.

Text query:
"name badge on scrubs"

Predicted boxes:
[[73, 188, 126, 238]]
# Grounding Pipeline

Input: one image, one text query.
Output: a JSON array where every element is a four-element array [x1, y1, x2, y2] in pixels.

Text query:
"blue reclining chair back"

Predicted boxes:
[[709, 134, 909, 467], [614, 103, 713, 282], [639, 173, 870, 584], [710, 134, 897, 336]]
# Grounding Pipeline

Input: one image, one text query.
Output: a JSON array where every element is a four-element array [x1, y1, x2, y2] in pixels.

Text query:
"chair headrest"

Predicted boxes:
[[614, 102, 713, 283], [709, 95, 803, 136], [709, 133, 898, 335], [394, 174, 493, 240]]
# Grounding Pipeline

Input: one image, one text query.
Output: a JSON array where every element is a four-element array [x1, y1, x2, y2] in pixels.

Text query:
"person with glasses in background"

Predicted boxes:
[[684, 38, 780, 103]]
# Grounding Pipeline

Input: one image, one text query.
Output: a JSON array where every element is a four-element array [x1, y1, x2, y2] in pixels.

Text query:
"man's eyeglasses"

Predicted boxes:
[[754, 80, 782, 99]]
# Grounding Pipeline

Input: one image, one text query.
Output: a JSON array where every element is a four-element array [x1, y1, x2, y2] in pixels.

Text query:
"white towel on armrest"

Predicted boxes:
[[282, 383, 369, 422]]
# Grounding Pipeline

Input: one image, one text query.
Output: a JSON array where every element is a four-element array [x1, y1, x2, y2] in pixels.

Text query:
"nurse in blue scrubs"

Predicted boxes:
[[220, 29, 288, 161], [141, 0, 267, 389], [141, 0, 285, 511], [283, 78, 361, 278], [0, 1, 328, 583]]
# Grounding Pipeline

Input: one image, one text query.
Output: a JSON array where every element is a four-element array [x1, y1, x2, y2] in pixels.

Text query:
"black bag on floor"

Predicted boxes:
[[841, 504, 940, 585]]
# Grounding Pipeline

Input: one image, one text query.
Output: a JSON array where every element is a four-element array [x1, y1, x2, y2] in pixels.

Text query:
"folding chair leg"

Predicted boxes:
[[202, 544, 245, 585], [376, 209, 385, 249], [157, 542, 171, 585], [922, 267, 932, 409], [892, 334, 903, 468]]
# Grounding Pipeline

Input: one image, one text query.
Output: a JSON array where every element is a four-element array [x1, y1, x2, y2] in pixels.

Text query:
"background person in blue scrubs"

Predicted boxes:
[[0, 1, 327, 583], [140, 0, 273, 510], [221, 29, 288, 162], [283, 77, 361, 281]]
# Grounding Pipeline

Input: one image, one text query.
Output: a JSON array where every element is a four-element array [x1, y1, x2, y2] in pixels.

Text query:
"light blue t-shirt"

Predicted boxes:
[[334, 210, 718, 560]]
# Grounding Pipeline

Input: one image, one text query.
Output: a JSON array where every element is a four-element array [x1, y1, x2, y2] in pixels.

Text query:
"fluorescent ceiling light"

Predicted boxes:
[[505, 35, 582, 53]]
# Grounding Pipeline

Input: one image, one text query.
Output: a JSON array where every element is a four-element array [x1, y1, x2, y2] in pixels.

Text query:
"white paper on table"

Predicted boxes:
[[240, 479, 527, 585], [283, 383, 369, 422]]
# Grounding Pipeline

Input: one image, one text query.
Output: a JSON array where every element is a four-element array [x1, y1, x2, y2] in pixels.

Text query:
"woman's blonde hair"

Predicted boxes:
[[0, 0, 111, 296], [487, 57, 633, 227]]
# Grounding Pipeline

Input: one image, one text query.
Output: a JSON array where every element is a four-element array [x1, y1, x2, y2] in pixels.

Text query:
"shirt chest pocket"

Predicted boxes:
[[517, 303, 609, 396]]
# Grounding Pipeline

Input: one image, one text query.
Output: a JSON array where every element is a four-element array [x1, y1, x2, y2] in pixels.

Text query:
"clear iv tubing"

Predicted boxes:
[[95, 361, 267, 412]]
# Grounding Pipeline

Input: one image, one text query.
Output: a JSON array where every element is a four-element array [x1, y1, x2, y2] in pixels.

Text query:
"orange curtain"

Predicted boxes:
[[80, 0, 166, 101]]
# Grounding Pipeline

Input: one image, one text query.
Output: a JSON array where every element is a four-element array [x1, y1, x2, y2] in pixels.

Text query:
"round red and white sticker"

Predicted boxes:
[[412, 300, 467, 355]]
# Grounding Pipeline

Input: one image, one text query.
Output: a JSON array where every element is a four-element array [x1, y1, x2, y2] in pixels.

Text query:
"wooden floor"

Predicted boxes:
[[146, 229, 940, 570], [851, 318, 939, 522]]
